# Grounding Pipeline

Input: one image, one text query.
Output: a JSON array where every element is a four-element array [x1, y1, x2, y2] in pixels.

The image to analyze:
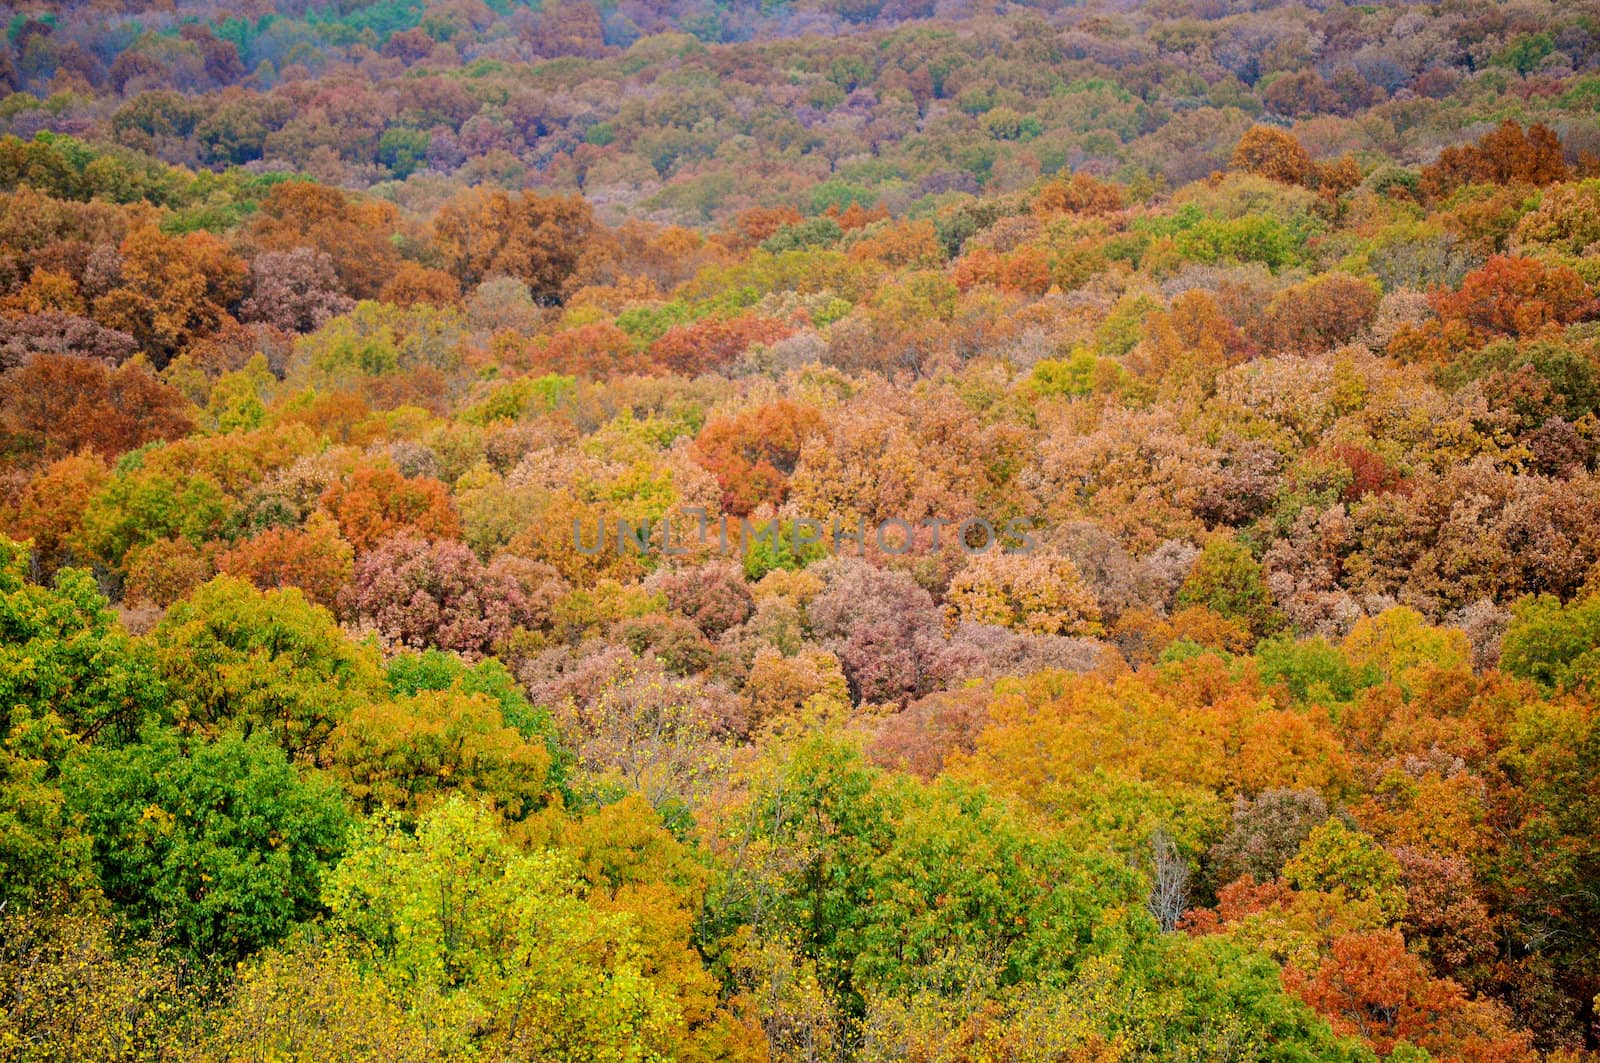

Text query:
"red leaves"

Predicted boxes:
[[1288, 930, 1535, 1062], [320, 463, 461, 553], [1327, 442, 1408, 504], [1433, 255, 1596, 339], [0, 353, 192, 462], [647, 314, 793, 376], [692, 400, 823, 517], [532, 322, 651, 377], [339, 533, 539, 658]]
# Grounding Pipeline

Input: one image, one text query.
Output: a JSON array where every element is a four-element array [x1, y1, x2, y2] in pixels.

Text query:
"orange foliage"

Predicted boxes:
[[848, 219, 943, 268], [828, 201, 889, 230], [533, 322, 652, 377], [250, 182, 401, 299], [0, 354, 194, 462], [2, 451, 111, 575], [1287, 930, 1535, 1061], [379, 262, 463, 309], [1432, 255, 1594, 338], [272, 390, 384, 447], [647, 315, 794, 376], [217, 512, 355, 610], [319, 462, 461, 552], [692, 400, 823, 516], [431, 186, 597, 302], [1033, 170, 1126, 216], [1231, 126, 1313, 186], [1421, 121, 1569, 200], [951, 246, 1052, 296], [730, 206, 803, 248]]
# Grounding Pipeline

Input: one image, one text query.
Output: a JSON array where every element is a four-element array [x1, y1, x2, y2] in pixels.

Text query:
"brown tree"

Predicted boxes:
[[432, 187, 599, 304]]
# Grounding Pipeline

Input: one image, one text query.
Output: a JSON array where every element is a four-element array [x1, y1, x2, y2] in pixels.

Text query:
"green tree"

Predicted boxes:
[[1283, 819, 1407, 925], [709, 736, 1147, 1019], [325, 796, 682, 1061], [1500, 592, 1600, 693], [63, 727, 353, 966], [1177, 536, 1284, 639], [0, 534, 165, 743], [149, 577, 384, 759]]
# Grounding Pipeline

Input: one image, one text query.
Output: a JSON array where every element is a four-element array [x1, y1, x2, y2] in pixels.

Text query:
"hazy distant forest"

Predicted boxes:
[[3, 0, 1600, 1058]]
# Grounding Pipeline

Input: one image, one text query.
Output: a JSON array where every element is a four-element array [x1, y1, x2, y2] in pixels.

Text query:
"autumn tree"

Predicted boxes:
[[1288, 929, 1534, 1060], [0, 908, 198, 1060], [1264, 274, 1382, 354], [239, 247, 355, 334], [149, 576, 384, 759], [0, 535, 164, 745], [807, 558, 963, 705], [339, 533, 540, 658], [91, 223, 246, 365], [1421, 120, 1569, 200], [1231, 126, 1312, 186], [432, 187, 599, 304], [0, 352, 193, 462], [324, 796, 686, 1059], [329, 689, 552, 820], [319, 462, 461, 553], [1177, 536, 1284, 639], [692, 400, 823, 516], [216, 511, 355, 611], [1432, 255, 1594, 339], [249, 181, 401, 300], [945, 552, 1103, 636]]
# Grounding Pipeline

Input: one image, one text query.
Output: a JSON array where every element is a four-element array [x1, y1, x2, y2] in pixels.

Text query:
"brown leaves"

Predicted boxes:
[[432, 186, 598, 303], [0, 352, 193, 463], [1421, 121, 1570, 201]]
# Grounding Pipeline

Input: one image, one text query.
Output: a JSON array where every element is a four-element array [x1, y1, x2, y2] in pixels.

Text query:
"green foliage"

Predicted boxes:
[[761, 216, 844, 254], [1501, 592, 1600, 692], [741, 518, 828, 580], [75, 458, 232, 571], [615, 300, 694, 344], [1283, 819, 1407, 924], [0, 712, 98, 911], [325, 797, 682, 1060], [150, 577, 384, 758], [0, 535, 165, 742], [294, 301, 465, 385], [64, 726, 353, 965], [378, 127, 430, 178], [1255, 636, 1366, 704], [1136, 200, 1313, 271], [709, 736, 1147, 1019], [1177, 537, 1284, 639], [461, 372, 576, 425], [1497, 32, 1556, 74], [1024, 348, 1117, 399], [1121, 934, 1376, 1062], [1442, 337, 1600, 420]]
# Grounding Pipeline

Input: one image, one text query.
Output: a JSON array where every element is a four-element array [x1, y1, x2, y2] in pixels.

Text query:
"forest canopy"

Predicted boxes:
[[3, 0, 1600, 1059]]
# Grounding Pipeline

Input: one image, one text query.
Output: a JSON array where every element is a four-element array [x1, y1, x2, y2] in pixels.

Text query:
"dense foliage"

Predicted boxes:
[[4, 0, 1600, 1059]]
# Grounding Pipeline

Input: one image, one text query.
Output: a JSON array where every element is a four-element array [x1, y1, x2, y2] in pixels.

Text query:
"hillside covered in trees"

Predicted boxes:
[[4, 0, 1600, 1059]]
